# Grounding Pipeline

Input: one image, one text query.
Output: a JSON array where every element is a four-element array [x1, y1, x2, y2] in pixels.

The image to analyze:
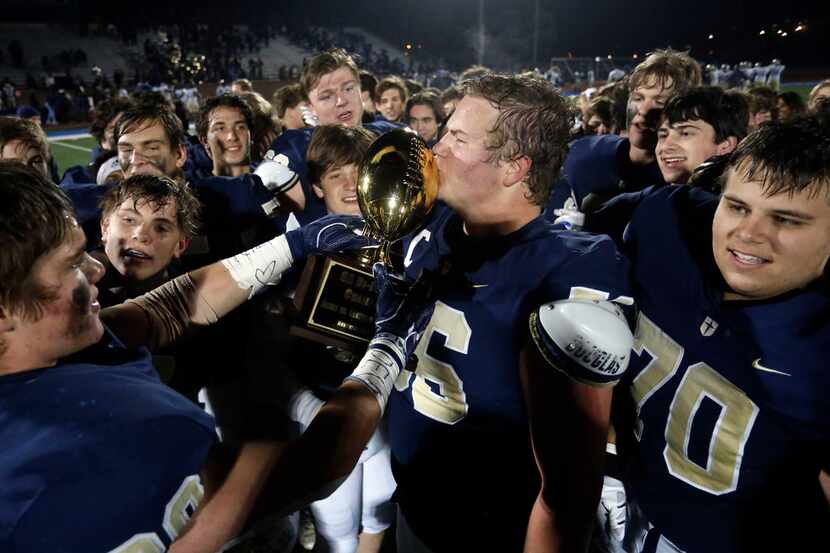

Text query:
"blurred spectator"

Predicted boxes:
[[583, 97, 615, 136], [777, 91, 806, 121], [0, 116, 50, 180], [232, 78, 254, 94], [808, 80, 830, 112], [375, 76, 408, 123], [237, 90, 280, 162], [272, 83, 309, 130], [360, 70, 379, 123], [747, 86, 778, 130], [405, 92, 445, 146]]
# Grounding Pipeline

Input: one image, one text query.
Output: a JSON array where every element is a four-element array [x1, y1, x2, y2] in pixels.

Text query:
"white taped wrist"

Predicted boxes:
[[220, 234, 294, 299], [345, 342, 403, 415]]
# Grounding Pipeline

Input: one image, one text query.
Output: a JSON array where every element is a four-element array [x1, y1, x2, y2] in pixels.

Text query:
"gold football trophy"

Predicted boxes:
[[290, 128, 438, 348]]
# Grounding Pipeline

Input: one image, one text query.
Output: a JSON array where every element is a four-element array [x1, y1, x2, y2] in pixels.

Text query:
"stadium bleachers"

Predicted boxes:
[[0, 23, 130, 84]]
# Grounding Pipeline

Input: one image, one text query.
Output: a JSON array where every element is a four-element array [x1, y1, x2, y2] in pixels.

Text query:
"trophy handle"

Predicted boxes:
[[356, 223, 393, 269], [355, 223, 381, 267]]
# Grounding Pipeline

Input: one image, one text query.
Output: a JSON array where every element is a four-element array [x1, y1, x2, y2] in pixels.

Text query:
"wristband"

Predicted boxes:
[[220, 234, 294, 299], [344, 337, 404, 415]]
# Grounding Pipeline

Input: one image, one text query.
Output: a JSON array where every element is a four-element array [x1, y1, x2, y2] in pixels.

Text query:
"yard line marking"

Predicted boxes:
[[50, 141, 93, 153]]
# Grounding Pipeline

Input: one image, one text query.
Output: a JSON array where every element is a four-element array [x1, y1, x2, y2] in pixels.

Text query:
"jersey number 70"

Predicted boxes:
[[630, 313, 759, 495]]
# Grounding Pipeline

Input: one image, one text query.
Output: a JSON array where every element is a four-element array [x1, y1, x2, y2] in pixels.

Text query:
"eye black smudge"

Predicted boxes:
[[72, 284, 90, 316]]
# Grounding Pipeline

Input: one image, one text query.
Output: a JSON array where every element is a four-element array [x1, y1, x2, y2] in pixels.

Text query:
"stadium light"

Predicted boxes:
[[781, 31, 788, 37], [708, 34, 714, 40], [759, 30, 766, 35]]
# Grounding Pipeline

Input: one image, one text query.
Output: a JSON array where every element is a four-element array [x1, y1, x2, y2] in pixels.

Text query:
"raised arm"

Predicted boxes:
[[101, 214, 370, 349]]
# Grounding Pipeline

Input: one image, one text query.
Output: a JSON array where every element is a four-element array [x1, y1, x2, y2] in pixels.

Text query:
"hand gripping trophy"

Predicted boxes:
[[290, 128, 438, 348]]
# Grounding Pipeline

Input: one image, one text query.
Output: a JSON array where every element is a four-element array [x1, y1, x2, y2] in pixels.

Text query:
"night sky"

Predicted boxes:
[[6, 0, 827, 70]]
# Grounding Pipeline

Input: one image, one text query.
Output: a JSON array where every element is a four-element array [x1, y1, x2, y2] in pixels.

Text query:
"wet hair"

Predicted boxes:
[[306, 125, 374, 185], [115, 104, 185, 151], [727, 113, 830, 199], [272, 83, 307, 118], [406, 92, 446, 126], [458, 65, 492, 83], [461, 73, 572, 206], [375, 76, 408, 105], [89, 97, 136, 146], [0, 161, 75, 324], [629, 49, 702, 95], [232, 78, 253, 92], [196, 94, 255, 141], [0, 116, 48, 161], [662, 86, 749, 143], [131, 90, 174, 110], [301, 48, 360, 98], [99, 174, 201, 239]]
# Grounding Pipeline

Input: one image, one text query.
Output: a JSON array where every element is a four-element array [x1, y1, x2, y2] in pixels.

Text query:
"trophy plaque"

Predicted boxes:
[[290, 253, 376, 349], [288, 128, 439, 350]]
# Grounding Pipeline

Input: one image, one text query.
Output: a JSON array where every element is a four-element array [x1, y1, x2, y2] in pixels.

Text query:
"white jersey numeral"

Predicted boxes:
[[108, 475, 204, 552], [397, 301, 471, 425]]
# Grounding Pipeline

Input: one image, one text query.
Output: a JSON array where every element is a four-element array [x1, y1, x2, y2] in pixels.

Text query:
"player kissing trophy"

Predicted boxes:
[[290, 128, 438, 349]]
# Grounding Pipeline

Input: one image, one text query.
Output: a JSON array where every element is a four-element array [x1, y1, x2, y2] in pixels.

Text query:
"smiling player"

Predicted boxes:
[[197, 95, 255, 178], [656, 86, 747, 185], [588, 112, 830, 553]]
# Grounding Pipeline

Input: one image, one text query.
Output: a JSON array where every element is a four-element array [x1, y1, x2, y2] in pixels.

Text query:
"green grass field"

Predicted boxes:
[[49, 135, 97, 177]]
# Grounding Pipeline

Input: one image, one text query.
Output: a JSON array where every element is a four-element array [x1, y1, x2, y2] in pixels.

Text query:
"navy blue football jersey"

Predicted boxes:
[[182, 138, 214, 182], [613, 186, 830, 552], [546, 134, 666, 216], [60, 164, 96, 188], [0, 330, 216, 553], [388, 204, 633, 551]]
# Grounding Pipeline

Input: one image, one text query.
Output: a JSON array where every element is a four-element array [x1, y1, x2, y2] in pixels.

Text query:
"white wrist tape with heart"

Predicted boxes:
[[220, 234, 294, 299]]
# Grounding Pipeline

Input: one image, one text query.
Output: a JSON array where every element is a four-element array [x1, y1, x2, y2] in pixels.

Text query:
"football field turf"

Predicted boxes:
[[49, 135, 97, 177]]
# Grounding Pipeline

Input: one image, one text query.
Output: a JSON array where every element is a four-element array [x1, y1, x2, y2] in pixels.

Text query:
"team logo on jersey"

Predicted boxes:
[[752, 358, 791, 377], [700, 316, 719, 337]]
